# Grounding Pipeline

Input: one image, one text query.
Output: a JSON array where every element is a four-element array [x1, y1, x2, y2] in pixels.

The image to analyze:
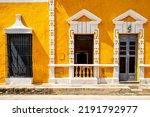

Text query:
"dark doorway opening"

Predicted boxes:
[[74, 34, 93, 64], [74, 34, 94, 77]]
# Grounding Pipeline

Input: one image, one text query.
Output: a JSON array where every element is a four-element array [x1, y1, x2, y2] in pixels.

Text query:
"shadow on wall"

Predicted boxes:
[[15, 17, 49, 83], [32, 31, 49, 83], [99, 22, 114, 63]]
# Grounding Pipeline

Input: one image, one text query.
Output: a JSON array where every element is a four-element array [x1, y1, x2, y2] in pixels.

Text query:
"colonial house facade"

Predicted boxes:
[[0, 0, 150, 84]]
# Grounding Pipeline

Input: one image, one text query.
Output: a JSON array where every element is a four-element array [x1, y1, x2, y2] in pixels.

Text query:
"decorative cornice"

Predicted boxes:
[[4, 14, 32, 34], [68, 9, 102, 24], [113, 9, 147, 24]]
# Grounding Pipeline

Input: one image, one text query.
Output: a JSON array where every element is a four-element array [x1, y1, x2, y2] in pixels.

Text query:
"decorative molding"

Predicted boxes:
[[4, 14, 32, 34], [49, 0, 55, 78], [113, 9, 147, 81], [113, 9, 147, 24], [68, 9, 102, 78], [68, 9, 102, 24], [0, 0, 48, 2]]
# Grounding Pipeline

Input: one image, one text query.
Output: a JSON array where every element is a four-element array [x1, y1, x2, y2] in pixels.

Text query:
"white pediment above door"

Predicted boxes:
[[113, 9, 147, 24], [68, 9, 102, 24]]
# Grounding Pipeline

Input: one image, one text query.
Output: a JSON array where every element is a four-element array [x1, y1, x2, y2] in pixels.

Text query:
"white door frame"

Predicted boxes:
[[113, 9, 147, 82]]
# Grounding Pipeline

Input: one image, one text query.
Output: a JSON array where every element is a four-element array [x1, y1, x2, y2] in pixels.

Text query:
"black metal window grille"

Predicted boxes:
[[7, 34, 32, 77]]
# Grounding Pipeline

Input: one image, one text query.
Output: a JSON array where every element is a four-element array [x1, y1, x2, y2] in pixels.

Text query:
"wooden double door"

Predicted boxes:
[[119, 34, 138, 81]]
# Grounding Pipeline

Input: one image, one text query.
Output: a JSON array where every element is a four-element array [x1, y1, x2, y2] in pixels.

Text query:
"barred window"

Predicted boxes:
[[7, 34, 32, 77]]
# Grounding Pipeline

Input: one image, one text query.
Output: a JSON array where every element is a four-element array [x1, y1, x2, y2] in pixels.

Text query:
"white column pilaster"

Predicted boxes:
[[49, 0, 55, 79]]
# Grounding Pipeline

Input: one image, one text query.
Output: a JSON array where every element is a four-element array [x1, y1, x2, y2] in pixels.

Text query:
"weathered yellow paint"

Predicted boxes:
[[55, 0, 150, 78], [0, 2, 49, 84]]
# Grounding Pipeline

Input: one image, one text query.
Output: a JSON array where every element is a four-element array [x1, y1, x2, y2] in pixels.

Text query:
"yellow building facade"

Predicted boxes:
[[0, 0, 150, 84]]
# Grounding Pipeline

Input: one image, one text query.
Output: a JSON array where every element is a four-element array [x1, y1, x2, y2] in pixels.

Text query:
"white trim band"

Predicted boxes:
[[49, 78, 98, 84], [7, 78, 32, 84], [49, 78, 119, 84]]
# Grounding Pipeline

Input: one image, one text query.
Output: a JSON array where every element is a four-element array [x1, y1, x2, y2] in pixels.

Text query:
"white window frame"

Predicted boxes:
[[68, 9, 102, 79], [4, 14, 32, 84]]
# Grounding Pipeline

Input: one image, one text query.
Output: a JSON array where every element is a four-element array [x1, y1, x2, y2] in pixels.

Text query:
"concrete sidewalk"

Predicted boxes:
[[0, 84, 150, 95], [1, 95, 150, 100]]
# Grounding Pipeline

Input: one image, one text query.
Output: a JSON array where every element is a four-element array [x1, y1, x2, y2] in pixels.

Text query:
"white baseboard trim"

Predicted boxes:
[[6, 77, 150, 84], [49, 78, 98, 84], [142, 78, 150, 84], [97, 78, 119, 84], [7, 78, 32, 84], [49, 78, 120, 84]]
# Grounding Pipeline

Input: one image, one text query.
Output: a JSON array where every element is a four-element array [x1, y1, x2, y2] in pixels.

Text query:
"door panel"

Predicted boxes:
[[129, 57, 135, 73], [119, 34, 138, 81], [119, 57, 126, 73]]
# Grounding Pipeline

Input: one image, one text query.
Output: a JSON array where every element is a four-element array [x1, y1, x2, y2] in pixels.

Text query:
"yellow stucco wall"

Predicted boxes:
[[0, 2, 49, 84], [55, 0, 150, 78], [1, 0, 150, 83]]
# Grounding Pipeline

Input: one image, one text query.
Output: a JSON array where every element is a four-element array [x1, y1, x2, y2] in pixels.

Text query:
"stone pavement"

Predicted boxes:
[[0, 84, 150, 95], [1, 95, 150, 100]]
